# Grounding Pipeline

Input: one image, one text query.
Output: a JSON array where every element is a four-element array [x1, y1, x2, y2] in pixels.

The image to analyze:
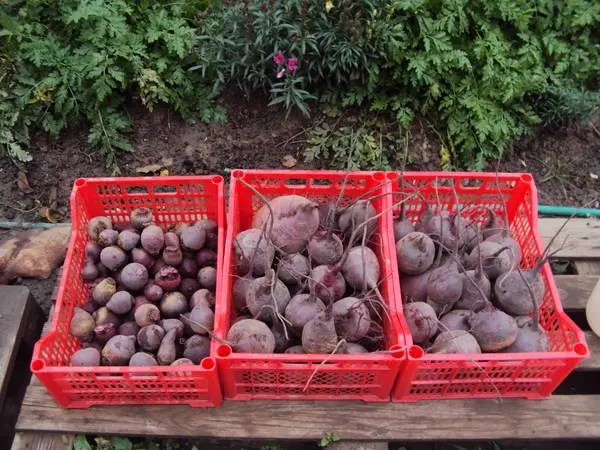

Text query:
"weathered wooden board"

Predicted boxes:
[[579, 332, 600, 370], [538, 218, 600, 260], [555, 275, 598, 310], [15, 385, 600, 440], [11, 432, 73, 450], [574, 261, 600, 275]]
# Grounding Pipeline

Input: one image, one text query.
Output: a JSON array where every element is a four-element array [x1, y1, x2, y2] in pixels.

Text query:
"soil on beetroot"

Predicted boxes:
[[0, 89, 598, 224]]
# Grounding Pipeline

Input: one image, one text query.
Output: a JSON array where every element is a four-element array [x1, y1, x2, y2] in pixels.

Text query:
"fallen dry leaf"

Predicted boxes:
[[281, 154, 298, 168], [135, 163, 163, 174], [159, 168, 170, 176], [17, 171, 34, 194], [39, 206, 61, 223]]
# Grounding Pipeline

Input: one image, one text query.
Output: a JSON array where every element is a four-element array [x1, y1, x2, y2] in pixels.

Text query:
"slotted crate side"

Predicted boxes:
[[387, 172, 589, 401], [214, 169, 406, 401], [31, 176, 225, 408]]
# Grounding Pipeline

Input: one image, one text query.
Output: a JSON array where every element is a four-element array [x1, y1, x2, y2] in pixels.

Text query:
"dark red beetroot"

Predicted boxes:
[[429, 330, 481, 354], [160, 292, 188, 318], [188, 303, 215, 334], [130, 207, 153, 230], [134, 295, 151, 310], [195, 219, 218, 251], [160, 318, 184, 337], [426, 269, 464, 315], [117, 229, 140, 251], [92, 306, 121, 327], [333, 297, 370, 342], [155, 265, 181, 292], [227, 319, 276, 353], [394, 218, 415, 242], [85, 242, 102, 262], [494, 266, 545, 316], [421, 211, 458, 250], [403, 302, 438, 345], [81, 299, 100, 315], [277, 253, 310, 285], [179, 257, 200, 278], [307, 230, 344, 266], [284, 345, 304, 354], [233, 275, 253, 312], [100, 246, 127, 271], [87, 216, 112, 244], [141, 225, 165, 256], [309, 265, 346, 303], [440, 310, 473, 332], [234, 228, 275, 277], [119, 263, 149, 291], [190, 289, 215, 309], [129, 352, 158, 366], [162, 232, 183, 266], [180, 278, 201, 299], [271, 320, 295, 353], [94, 323, 117, 345], [301, 309, 339, 354], [106, 291, 134, 315], [157, 328, 178, 365], [337, 200, 377, 241], [456, 268, 492, 312], [501, 323, 549, 353], [195, 249, 217, 268], [246, 274, 291, 322], [82, 259, 99, 281], [197, 266, 217, 290], [183, 335, 210, 363], [181, 224, 206, 251], [400, 270, 432, 303], [396, 232, 435, 275], [98, 229, 119, 247], [118, 321, 140, 337], [465, 241, 512, 280], [134, 303, 160, 327], [101, 335, 136, 366], [284, 293, 326, 332], [131, 248, 154, 269], [70, 307, 95, 342], [71, 347, 101, 366], [468, 309, 518, 352], [143, 281, 163, 302], [137, 324, 166, 351]]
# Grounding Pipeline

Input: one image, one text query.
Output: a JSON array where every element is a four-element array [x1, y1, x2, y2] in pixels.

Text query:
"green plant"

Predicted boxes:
[[318, 432, 341, 448], [531, 86, 600, 127], [1, 0, 223, 170]]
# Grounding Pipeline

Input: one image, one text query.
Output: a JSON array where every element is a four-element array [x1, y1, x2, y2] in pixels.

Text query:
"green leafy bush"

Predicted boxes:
[[195, 0, 600, 168], [1, 0, 223, 170]]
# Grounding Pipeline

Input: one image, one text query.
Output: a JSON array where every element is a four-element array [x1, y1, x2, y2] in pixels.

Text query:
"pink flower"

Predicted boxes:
[[287, 57, 298, 72], [273, 50, 286, 65]]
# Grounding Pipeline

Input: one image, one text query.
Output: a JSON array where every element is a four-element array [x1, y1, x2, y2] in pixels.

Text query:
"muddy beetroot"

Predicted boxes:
[[71, 347, 101, 366], [102, 335, 136, 366], [100, 246, 127, 271], [141, 225, 165, 256], [130, 207, 153, 230], [120, 262, 149, 291], [143, 281, 163, 302], [155, 266, 181, 291]]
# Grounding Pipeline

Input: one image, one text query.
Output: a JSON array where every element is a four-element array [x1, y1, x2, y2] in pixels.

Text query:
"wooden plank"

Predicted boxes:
[[329, 443, 388, 450], [0, 286, 34, 408], [579, 331, 600, 370], [555, 275, 599, 310], [15, 385, 600, 440], [538, 218, 600, 260], [574, 261, 600, 275], [11, 432, 73, 450]]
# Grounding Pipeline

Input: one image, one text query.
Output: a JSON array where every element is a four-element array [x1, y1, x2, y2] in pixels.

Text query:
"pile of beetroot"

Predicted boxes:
[[229, 193, 388, 355], [69, 208, 218, 367], [395, 206, 549, 354]]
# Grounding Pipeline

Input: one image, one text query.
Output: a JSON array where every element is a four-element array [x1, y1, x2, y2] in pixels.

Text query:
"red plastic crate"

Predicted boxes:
[[387, 171, 589, 401], [31, 176, 225, 408], [214, 169, 407, 401]]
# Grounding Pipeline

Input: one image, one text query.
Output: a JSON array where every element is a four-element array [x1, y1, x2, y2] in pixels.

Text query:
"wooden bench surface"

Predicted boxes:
[[12, 217, 600, 446]]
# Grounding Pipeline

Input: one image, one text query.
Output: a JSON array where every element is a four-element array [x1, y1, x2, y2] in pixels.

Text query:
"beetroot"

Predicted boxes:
[[307, 231, 344, 265], [309, 265, 346, 303], [134, 295, 151, 310], [94, 323, 117, 345], [426, 270, 464, 314], [160, 318, 185, 338], [183, 335, 210, 363], [195, 249, 217, 268], [70, 307, 95, 342], [81, 299, 99, 315], [465, 241, 512, 280], [403, 302, 438, 345], [429, 330, 481, 354], [252, 194, 320, 254], [284, 345, 304, 354], [155, 266, 181, 292], [234, 228, 275, 276], [197, 266, 217, 290], [341, 246, 380, 293], [143, 281, 163, 302], [440, 310, 473, 332], [181, 224, 206, 251], [227, 319, 276, 353], [134, 303, 160, 327], [277, 254, 310, 285], [188, 303, 215, 334], [93, 306, 121, 327], [117, 229, 139, 251], [131, 248, 154, 269], [246, 274, 291, 322], [106, 291, 134, 315], [180, 278, 201, 299], [394, 217, 415, 242], [456, 269, 492, 312], [82, 260, 99, 281], [162, 232, 183, 266], [233, 275, 253, 311], [160, 291, 188, 318], [141, 225, 165, 256], [98, 229, 119, 248], [396, 232, 435, 275], [337, 200, 376, 241], [284, 293, 326, 332], [494, 267, 545, 316], [179, 257, 200, 278], [333, 297, 371, 342], [130, 207, 153, 230], [157, 329, 178, 365], [195, 219, 218, 250], [502, 323, 549, 353], [487, 232, 522, 268], [400, 270, 432, 303], [420, 211, 457, 250], [453, 215, 481, 252], [71, 347, 101, 366], [100, 246, 127, 271], [343, 343, 369, 354], [87, 216, 112, 244], [271, 320, 294, 353], [302, 309, 339, 354], [85, 242, 102, 262], [129, 352, 158, 366], [189, 288, 214, 308], [171, 358, 194, 366], [102, 335, 136, 366], [137, 324, 166, 351], [468, 309, 518, 352], [118, 321, 140, 337]]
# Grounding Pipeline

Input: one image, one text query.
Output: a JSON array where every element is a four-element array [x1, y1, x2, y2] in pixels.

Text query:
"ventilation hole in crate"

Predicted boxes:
[[126, 185, 148, 194], [153, 185, 177, 194], [284, 178, 306, 187], [460, 178, 483, 189], [311, 178, 332, 186]]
